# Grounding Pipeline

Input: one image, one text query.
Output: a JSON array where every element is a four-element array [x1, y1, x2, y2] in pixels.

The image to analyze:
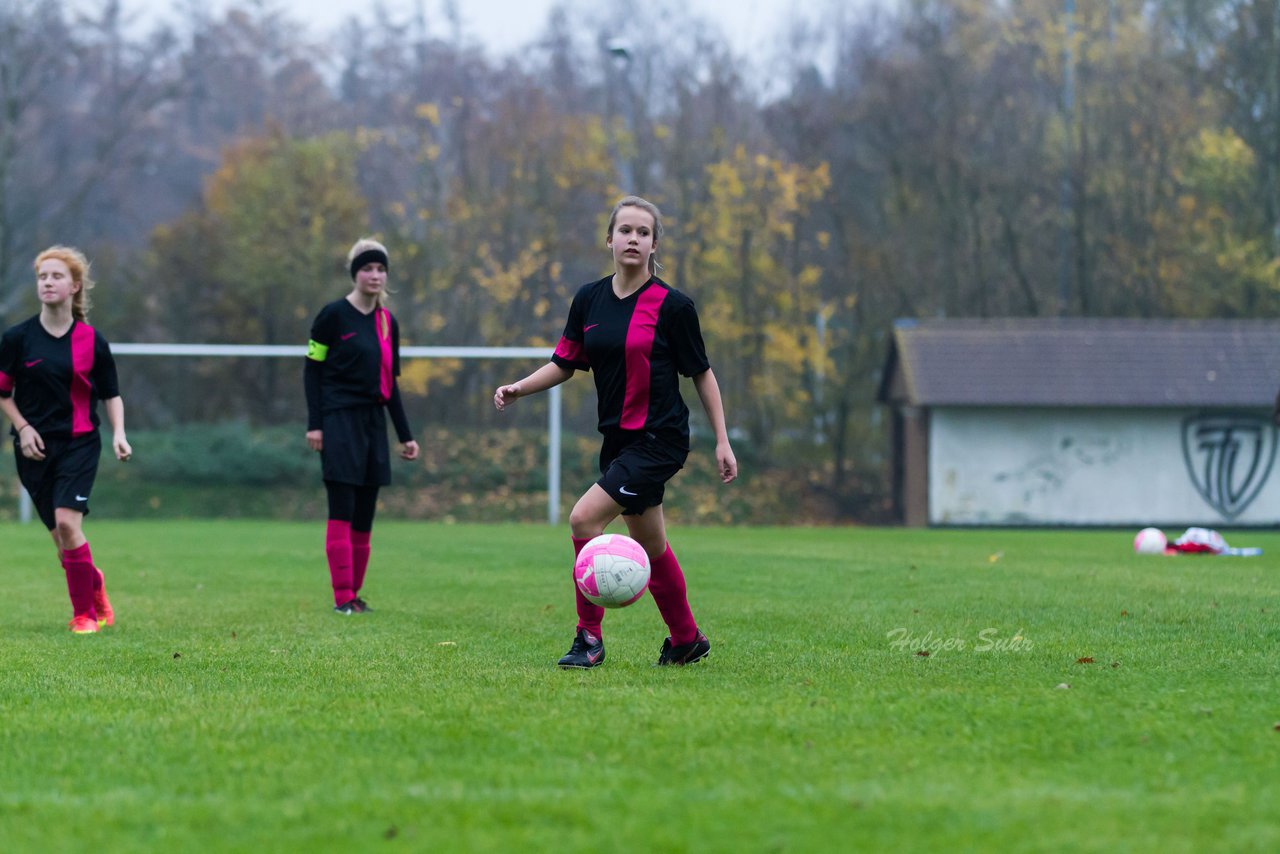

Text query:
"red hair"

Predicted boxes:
[[34, 245, 94, 322]]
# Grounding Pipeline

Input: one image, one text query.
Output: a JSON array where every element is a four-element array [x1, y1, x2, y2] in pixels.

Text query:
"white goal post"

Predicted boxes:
[[15, 344, 564, 524]]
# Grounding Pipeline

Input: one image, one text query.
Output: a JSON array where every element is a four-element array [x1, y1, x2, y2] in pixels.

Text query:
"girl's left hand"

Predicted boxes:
[[114, 434, 132, 461], [716, 442, 738, 484], [400, 440, 420, 461]]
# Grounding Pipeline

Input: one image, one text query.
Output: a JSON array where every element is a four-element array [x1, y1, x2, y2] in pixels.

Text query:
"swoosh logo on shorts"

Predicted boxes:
[[25, 359, 42, 367], [584, 324, 600, 332], [619, 485, 638, 496], [75, 494, 89, 501], [341, 332, 357, 340]]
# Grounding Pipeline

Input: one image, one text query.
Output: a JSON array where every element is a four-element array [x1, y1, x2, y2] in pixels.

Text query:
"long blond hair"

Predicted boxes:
[[34, 245, 94, 322]]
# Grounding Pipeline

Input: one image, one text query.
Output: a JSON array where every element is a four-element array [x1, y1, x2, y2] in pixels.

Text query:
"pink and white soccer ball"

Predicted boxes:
[[574, 534, 651, 608], [1133, 527, 1167, 555]]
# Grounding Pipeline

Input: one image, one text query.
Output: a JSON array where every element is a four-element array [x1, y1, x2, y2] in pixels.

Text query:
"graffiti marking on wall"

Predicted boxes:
[[1181, 413, 1276, 520], [991, 436, 1132, 507]]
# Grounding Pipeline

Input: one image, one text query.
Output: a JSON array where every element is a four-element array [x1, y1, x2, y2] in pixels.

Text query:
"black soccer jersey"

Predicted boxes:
[[305, 298, 412, 442], [0, 316, 120, 439], [306, 299, 401, 413], [551, 276, 710, 443]]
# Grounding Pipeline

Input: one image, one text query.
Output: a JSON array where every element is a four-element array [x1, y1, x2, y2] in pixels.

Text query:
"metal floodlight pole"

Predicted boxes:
[[605, 37, 636, 191], [1058, 0, 1076, 316]]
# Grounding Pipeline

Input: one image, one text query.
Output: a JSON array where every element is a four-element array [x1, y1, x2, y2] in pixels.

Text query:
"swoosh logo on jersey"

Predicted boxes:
[[341, 332, 357, 340], [75, 494, 89, 501], [618, 485, 638, 496], [584, 324, 600, 332], [25, 359, 42, 367]]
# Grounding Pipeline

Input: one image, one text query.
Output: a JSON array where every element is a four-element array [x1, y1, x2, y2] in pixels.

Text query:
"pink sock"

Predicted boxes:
[[351, 530, 372, 595], [648, 544, 698, 645], [325, 520, 354, 606], [61, 542, 99, 620], [572, 536, 603, 637]]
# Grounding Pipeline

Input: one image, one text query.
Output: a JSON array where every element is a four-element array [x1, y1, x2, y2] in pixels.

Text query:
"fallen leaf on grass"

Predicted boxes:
[[1120, 610, 1129, 617], [916, 650, 930, 657], [1076, 657, 1095, 664]]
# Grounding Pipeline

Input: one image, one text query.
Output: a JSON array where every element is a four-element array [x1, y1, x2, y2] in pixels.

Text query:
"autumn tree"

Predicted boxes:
[[146, 129, 368, 424], [678, 146, 830, 454], [0, 0, 180, 320]]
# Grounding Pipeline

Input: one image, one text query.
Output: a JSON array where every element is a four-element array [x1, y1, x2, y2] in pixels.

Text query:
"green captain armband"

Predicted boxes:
[[307, 339, 329, 361]]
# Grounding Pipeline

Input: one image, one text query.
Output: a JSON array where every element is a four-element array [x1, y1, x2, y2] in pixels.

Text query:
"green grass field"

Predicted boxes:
[[2, 521, 1278, 852]]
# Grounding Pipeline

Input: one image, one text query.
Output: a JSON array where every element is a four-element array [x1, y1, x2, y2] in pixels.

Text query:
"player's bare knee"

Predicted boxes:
[[568, 510, 603, 539], [568, 499, 611, 537], [53, 516, 81, 544]]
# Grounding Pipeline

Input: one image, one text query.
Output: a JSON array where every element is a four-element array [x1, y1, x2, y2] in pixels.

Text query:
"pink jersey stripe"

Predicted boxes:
[[0, 369, 13, 393], [69, 323, 95, 436], [376, 308, 393, 403], [554, 336, 586, 366], [620, 286, 668, 430]]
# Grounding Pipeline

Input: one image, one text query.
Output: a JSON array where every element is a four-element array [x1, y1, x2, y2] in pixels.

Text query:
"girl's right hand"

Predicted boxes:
[[493, 384, 521, 411], [18, 424, 45, 461], [306, 429, 323, 452]]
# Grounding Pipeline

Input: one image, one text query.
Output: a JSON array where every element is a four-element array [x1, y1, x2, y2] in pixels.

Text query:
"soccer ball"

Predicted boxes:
[[1133, 527, 1167, 555], [574, 534, 651, 608]]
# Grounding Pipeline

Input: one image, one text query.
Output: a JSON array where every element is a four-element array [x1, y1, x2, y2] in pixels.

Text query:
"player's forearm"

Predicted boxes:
[[693, 369, 730, 444], [512, 363, 574, 398], [104, 396, 126, 435], [303, 358, 323, 429], [0, 396, 26, 430], [387, 383, 413, 443]]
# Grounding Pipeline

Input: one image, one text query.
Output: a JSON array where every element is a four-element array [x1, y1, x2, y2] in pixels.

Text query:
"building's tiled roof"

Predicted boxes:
[[879, 318, 1280, 407]]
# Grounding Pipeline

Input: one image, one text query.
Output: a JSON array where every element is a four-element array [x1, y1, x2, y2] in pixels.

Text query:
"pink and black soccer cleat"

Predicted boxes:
[[656, 630, 710, 666], [557, 628, 605, 669]]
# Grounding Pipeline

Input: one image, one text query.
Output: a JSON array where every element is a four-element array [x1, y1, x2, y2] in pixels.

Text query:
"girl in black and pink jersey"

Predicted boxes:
[[494, 196, 738, 668], [305, 238, 419, 614], [0, 246, 132, 634]]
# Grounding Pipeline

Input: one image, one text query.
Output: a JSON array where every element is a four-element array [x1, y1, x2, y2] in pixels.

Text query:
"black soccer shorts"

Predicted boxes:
[[320, 405, 391, 487], [14, 431, 102, 530], [597, 430, 689, 515]]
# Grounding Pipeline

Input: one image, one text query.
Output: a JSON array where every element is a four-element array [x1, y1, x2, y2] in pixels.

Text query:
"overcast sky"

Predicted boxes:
[[94, 0, 845, 59]]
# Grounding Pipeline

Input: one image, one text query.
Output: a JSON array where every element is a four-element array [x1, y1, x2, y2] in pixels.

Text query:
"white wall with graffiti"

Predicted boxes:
[[929, 408, 1278, 526]]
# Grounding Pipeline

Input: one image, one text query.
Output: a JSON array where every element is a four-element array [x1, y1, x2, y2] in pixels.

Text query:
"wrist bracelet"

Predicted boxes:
[[15, 423, 29, 433]]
